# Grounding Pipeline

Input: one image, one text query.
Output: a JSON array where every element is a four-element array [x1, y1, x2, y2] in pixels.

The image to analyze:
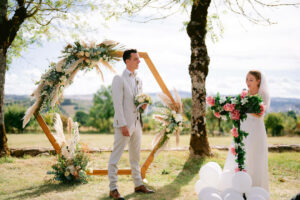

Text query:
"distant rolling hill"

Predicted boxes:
[[5, 92, 300, 117]]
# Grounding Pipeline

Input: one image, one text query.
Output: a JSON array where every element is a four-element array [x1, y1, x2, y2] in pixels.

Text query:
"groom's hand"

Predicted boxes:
[[121, 126, 130, 137], [141, 104, 147, 110]]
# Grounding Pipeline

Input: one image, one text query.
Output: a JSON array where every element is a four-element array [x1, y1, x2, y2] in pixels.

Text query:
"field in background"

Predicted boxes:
[[7, 133, 300, 149]]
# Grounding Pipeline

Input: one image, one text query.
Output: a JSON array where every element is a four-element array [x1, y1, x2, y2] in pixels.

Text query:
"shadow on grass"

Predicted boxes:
[[3, 182, 80, 200], [98, 155, 205, 200]]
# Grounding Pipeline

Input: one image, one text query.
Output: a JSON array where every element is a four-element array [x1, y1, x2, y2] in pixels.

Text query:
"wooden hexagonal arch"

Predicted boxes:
[[34, 51, 176, 179]]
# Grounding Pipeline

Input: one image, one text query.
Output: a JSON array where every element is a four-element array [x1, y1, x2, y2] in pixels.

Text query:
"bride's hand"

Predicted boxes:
[[250, 113, 262, 118]]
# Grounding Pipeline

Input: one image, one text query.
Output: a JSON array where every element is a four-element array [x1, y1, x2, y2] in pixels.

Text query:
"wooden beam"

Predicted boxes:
[[141, 135, 166, 179], [113, 51, 175, 104], [87, 169, 131, 176], [34, 112, 61, 154], [142, 53, 175, 105]]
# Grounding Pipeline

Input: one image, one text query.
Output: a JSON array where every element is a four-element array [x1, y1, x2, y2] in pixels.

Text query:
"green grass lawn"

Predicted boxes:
[[0, 150, 299, 200], [6, 133, 300, 149]]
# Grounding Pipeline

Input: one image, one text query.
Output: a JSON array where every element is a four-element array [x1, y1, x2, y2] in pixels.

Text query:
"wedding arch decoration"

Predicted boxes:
[[23, 40, 180, 179]]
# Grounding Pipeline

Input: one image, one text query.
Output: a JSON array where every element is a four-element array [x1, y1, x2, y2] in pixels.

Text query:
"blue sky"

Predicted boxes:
[[5, 5, 300, 98]]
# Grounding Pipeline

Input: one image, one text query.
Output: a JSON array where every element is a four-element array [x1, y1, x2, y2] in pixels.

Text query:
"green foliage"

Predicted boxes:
[[142, 115, 158, 132], [6, 0, 100, 68], [4, 104, 27, 133], [74, 111, 89, 126], [88, 86, 114, 133], [182, 98, 192, 121], [265, 112, 298, 136], [265, 113, 284, 136], [0, 156, 14, 164]]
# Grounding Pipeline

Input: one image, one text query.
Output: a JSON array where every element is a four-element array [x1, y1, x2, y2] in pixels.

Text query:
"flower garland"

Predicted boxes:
[[47, 114, 90, 184], [207, 90, 264, 171], [23, 40, 122, 128], [152, 89, 184, 153]]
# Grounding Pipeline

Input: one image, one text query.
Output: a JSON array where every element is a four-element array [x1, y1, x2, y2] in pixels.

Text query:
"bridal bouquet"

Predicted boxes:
[[47, 114, 90, 184], [134, 93, 152, 113], [207, 90, 264, 171]]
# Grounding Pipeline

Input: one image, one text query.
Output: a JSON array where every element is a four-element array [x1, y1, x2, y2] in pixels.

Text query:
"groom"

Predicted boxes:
[[108, 49, 155, 200]]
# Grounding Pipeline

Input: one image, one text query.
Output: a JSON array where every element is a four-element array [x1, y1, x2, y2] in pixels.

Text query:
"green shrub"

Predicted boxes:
[[4, 104, 27, 133]]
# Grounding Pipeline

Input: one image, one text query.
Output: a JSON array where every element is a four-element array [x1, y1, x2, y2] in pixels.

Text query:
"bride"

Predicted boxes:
[[224, 70, 270, 191]]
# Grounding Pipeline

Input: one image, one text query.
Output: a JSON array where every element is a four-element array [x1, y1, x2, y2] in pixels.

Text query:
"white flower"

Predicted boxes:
[[87, 168, 93, 173], [138, 97, 144, 103], [67, 165, 76, 175], [219, 96, 226, 104], [175, 114, 183, 123], [85, 52, 90, 57], [79, 51, 84, 57], [64, 171, 70, 177], [221, 115, 227, 121], [171, 110, 176, 115], [241, 98, 248, 105], [61, 146, 70, 159], [173, 113, 177, 119], [102, 40, 118, 46], [166, 128, 171, 133], [231, 98, 238, 104], [85, 59, 91, 64]]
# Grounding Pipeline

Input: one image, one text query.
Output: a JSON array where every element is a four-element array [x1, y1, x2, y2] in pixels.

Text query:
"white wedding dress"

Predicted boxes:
[[224, 74, 270, 192]]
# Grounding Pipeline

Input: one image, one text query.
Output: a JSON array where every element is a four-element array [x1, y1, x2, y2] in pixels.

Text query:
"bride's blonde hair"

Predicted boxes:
[[248, 70, 261, 87]]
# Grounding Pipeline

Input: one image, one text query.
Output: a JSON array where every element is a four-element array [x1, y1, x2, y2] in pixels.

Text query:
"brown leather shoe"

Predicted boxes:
[[109, 189, 125, 200], [134, 185, 155, 194]]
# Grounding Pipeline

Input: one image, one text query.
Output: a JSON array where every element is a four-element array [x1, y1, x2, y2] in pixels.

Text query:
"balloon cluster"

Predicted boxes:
[[195, 162, 270, 200]]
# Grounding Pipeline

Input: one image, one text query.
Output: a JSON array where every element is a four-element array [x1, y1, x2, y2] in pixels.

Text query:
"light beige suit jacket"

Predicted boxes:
[[112, 70, 142, 130]]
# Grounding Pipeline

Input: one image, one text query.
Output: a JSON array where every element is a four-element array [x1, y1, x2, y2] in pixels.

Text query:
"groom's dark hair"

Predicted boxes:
[[123, 49, 137, 63]]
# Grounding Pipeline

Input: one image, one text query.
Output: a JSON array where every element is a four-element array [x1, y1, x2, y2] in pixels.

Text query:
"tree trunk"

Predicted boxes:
[[187, 0, 211, 157], [0, 48, 9, 157]]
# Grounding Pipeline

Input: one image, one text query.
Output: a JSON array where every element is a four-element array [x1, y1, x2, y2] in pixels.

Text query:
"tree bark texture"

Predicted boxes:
[[0, 48, 9, 156], [0, 0, 27, 156], [187, 0, 212, 157]]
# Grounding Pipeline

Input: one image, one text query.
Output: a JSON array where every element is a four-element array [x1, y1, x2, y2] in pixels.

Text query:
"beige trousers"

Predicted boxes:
[[108, 121, 143, 190]]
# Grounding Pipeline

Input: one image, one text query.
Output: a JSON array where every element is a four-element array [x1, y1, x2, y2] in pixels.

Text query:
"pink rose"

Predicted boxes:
[[224, 103, 235, 112], [259, 104, 265, 116], [241, 90, 248, 99], [231, 127, 239, 138], [230, 147, 237, 156], [235, 168, 247, 172], [206, 96, 215, 106], [231, 110, 240, 121], [214, 112, 221, 118]]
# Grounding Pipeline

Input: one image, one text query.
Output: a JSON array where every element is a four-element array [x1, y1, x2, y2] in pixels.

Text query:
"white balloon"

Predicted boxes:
[[198, 187, 219, 200], [221, 188, 241, 199], [246, 187, 270, 200], [218, 170, 235, 191], [202, 193, 222, 200], [195, 179, 208, 195], [206, 162, 222, 173], [232, 171, 252, 193], [199, 165, 221, 186], [224, 192, 244, 200], [247, 194, 266, 200]]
